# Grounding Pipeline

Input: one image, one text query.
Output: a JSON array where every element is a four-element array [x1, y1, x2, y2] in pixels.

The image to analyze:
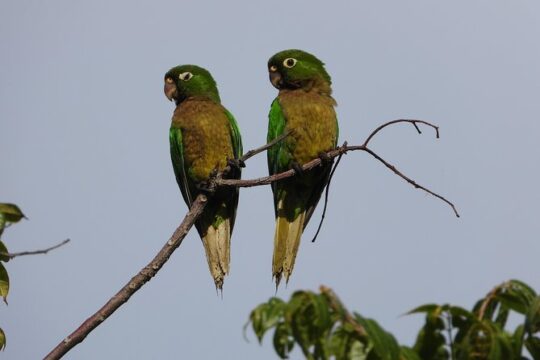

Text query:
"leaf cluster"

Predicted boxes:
[[246, 280, 540, 360], [246, 287, 415, 359], [0, 203, 26, 351]]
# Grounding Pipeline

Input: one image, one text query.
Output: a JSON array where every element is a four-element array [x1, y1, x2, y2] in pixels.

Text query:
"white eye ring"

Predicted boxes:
[[283, 58, 297, 68], [269, 65, 278, 72], [179, 72, 193, 81]]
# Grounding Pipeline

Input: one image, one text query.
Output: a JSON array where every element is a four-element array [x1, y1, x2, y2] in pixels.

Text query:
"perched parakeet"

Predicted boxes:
[[164, 65, 243, 290], [266, 50, 339, 287]]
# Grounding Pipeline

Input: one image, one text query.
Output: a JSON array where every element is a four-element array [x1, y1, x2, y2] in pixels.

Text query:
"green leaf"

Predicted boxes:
[[474, 298, 499, 321], [329, 325, 369, 360], [512, 324, 525, 357], [399, 346, 421, 360], [247, 297, 286, 343], [288, 292, 321, 358], [329, 326, 351, 359], [525, 336, 540, 359], [525, 297, 540, 335], [273, 321, 294, 359], [406, 304, 441, 315], [449, 305, 474, 319], [0, 204, 26, 224], [508, 280, 537, 299], [495, 305, 509, 328], [412, 327, 448, 360], [0, 241, 9, 262], [354, 313, 400, 360], [412, 311, 448, 360], [459, 320, 514, 360], [0, 263, 8, 303], [496, 280, 537, 315], [0, 327, 5, 351]]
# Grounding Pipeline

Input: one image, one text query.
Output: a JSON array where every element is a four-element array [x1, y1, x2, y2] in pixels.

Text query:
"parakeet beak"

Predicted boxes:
[[269, 71, 282, 89], [164, 80, 178, 101]]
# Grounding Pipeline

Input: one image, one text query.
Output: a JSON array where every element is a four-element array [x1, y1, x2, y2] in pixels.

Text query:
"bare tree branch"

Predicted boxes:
[[0, 239, 70, 260], [44, 118, 458, 359], [44, 194, 208, 360]]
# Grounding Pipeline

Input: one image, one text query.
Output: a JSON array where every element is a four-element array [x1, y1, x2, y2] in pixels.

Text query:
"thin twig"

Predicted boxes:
[[311, 144, 346, 243], [0, 239, 70, 259], [361, 147, 460, 217], [239, 130, 292, 163], [44, 194, 208, 360], [320, 285, 367, 338], [362, 119, 440, 147]]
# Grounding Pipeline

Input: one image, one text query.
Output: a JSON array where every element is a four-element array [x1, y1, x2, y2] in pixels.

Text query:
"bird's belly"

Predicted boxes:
[[289, 119, 336, 164], [183, 125, 233, 182], [286, 109, 337, 165]]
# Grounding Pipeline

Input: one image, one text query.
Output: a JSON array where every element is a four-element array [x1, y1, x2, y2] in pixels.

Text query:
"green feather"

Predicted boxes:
[[169, 127, 193, 205], [224, 109, 243, 159]]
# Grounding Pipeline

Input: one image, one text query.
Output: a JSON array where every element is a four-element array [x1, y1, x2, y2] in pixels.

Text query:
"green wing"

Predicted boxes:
[[267, 99, 288, 175], [267, 98, 292, 216], [224, 109, 243, 159], [169, 127, 193, 206], [223, 109, 243, 232]]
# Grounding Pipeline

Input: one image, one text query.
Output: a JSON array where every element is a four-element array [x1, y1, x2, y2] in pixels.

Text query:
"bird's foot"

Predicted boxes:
[[195, 180, 214, 193], [318, 151, 332, 164], [196, 169, 219, 193], [227, 158, 246, 171], [292, 162, 304, 176]]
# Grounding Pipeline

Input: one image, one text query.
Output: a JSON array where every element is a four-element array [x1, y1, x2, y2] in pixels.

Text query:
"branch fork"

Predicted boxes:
[[44, 118, 458, 359]]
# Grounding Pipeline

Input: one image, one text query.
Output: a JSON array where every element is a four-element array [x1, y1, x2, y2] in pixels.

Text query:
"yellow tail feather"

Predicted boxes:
[[202, 219, 231, 290], [272, 204, 306, 287]]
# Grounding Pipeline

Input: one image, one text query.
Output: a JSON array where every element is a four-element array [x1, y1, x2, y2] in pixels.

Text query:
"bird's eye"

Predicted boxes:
[[269, 65, 278, 72], [165, 77, 174, 84], [283, 58, 297, 68], [179, 72, 193, 81]]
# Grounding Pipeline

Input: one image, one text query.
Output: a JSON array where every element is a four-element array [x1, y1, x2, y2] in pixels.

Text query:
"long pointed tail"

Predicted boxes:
[[202, 219, 231, 291], [272, 210, 306, 288]]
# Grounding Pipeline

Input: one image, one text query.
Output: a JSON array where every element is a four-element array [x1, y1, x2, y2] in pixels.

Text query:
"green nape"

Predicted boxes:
[[165, 64, 221, 103]]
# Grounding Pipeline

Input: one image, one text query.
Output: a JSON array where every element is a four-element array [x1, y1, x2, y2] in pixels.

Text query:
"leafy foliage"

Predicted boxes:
[[0, 203, 26, 351], [247, 286, 410, 359], [247, 280, 540, 359]]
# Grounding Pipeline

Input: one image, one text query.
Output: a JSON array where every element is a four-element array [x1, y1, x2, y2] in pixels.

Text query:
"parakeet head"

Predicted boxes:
[[267, 49, 332, 92], [164, 65, 221, 104]]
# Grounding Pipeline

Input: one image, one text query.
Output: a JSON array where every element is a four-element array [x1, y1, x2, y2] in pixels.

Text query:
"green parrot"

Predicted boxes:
[[266, 49, 339, 287], [164, 65, 242, 290]]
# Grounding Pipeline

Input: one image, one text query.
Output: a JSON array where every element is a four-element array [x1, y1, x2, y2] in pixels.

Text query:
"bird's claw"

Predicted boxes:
[[318, 151, 332, 163], [196, 169, 219, 193], [292, 162, 304, 176], [196, 180, 214, 192], [227, 158, 246, 170]]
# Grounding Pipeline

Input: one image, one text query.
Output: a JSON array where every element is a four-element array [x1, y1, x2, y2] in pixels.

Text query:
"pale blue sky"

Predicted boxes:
[[1, 0, 540, 358]]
